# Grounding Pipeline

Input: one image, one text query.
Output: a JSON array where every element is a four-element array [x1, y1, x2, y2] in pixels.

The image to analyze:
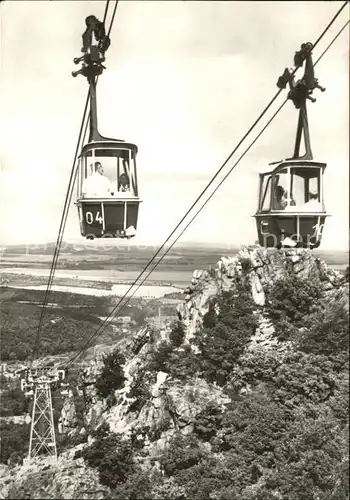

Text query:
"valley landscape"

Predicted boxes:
[[0, 242, 240, 289], [0, 242, 248, 369], [0, 241, 348, 372], [1, 241, 347, 286]]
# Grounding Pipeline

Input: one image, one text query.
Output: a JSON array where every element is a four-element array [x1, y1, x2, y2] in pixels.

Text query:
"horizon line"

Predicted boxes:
[[1, 240, 348, 252]]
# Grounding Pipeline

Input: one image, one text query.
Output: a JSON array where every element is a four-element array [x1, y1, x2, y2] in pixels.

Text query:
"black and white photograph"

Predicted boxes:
[[0, 1, 349, 498]]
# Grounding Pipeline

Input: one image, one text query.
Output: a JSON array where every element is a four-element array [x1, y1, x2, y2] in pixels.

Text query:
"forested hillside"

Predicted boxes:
[[1, 248, 349, 500], [0, 288, 161, 362]]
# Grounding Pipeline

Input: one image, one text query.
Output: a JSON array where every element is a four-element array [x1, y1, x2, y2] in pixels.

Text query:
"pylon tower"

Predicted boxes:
[[21, 367, 68, 463], [28, 376, 57, 461]]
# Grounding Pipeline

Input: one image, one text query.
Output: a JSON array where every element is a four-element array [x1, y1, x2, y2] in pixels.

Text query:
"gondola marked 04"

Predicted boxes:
[[72, 14, 141, 240]]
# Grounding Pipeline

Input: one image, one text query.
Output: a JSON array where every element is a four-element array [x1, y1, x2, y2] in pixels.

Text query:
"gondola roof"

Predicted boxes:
[[80, 140, 138, 156], [262, 159, 327, 176]]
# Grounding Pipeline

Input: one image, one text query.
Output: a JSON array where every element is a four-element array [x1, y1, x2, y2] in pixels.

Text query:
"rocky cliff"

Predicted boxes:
[[0, 455, 110, 500], [79, 247, 345, 436], [178, 246, 343, 338], [1, 246, 348, 500]]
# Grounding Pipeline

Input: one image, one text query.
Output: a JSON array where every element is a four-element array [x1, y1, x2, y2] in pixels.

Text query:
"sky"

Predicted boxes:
[[0, 1, 349, 249]]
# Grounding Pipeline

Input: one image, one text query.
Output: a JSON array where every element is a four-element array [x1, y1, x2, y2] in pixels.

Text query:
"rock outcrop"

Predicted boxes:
[[178, 246, 344, 342], [0, 455, 110, 500], [58, 397, 77, 436]]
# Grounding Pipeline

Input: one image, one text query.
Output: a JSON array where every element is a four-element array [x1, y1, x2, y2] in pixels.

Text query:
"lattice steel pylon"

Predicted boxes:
[[21, 367, 68, 463], [28, 375, 57, 461]]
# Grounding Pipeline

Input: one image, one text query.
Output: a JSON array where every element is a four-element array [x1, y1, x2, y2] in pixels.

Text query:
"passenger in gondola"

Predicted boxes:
[[82, 161, 111, 198], [275, 185, 296, 210], [111, 173, 130, 196], [118, 173, 130, 192], [303, 191, 322, 211], [275, 185, 286, 209]]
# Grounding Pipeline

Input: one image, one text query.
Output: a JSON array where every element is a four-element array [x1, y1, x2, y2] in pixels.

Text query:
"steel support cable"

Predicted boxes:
[[312, 1, 348, 48], [67, 78, 291, 364], [66, 2, 349, 367], [314, 19, 349, 65], [81, 1, 119, 144], [107, 1, 119, 37], [33, 0, 115, 360], [68, 101, 286, 362], [103, 0, 110, 24], [33, 93, 90, 360]]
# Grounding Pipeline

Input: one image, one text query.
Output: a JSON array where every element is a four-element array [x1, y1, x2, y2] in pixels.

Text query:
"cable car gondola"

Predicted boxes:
[[254, 42, 330, 249], [72, 15, 141, 240]]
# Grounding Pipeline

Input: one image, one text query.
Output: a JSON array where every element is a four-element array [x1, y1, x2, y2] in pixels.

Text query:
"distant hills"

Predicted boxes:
[[0, 241, 241, 256], [1, 242, 84, 255], [0, 242, 348, 267]]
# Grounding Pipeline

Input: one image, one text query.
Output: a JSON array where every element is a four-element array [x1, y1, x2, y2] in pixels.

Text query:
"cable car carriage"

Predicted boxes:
[[256, 160, 328, 248], [254, 42, 330, 248], [72, 15, 141, 240], [56, 368, 70, 396], [76, 141, 140, 239], [21, 378, 34, 398]]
